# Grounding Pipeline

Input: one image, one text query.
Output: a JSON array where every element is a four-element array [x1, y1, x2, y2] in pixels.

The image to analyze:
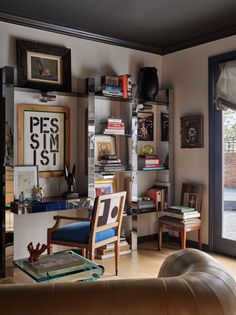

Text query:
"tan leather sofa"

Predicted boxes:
[[1, 248, 236, 315]]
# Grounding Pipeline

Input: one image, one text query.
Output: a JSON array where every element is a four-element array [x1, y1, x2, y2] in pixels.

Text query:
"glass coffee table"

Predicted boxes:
[[13, 249, 104, 282]]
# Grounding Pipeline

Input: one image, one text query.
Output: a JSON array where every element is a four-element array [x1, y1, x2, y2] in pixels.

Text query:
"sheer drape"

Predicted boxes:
[[216, 60, 236, 110]]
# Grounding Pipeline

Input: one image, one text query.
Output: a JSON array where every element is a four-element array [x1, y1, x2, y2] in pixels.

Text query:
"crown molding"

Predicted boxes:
[[0, 11, 162, 55], [162, 25, 236, 55]]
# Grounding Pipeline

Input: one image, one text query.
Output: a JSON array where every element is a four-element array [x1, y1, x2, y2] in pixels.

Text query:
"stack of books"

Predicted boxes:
[[99, 75, 131, 98], [95, 238, 131, 259], [162, 206, 200, 220], [103, 118, 125, 135], [138, 155, 165, 170], [96, 154, 126, 172], [131, 198, 156, 213]]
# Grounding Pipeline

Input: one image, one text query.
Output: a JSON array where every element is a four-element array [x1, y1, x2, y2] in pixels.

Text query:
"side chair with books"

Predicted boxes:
[[158, 183, 203, 250], [47, 191, 126, 275]]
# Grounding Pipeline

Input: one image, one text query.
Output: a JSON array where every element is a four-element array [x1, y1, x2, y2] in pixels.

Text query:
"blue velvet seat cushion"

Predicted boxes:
[[52, 221, 116, 243]]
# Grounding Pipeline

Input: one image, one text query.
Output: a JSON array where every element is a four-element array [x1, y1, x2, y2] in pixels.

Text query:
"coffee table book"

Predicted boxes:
[[23, 251, 84, 274]]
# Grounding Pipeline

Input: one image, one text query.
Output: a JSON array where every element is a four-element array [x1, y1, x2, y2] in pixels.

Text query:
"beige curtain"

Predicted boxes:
[[216, 60, 236, 110]]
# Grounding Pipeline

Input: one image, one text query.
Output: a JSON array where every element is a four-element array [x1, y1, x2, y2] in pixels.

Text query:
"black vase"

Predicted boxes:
[[138, 67, 159, 101]]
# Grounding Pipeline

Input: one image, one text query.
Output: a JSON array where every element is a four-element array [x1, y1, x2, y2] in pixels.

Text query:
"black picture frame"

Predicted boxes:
[[17, 39, 71, 92], [138, 112, 154, 141], [180, 115, 203, 148], [161, 112, 169, 141]]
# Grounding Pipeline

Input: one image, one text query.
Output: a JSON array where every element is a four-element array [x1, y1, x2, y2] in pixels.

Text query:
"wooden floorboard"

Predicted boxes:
[[1, 241, 236, 284]]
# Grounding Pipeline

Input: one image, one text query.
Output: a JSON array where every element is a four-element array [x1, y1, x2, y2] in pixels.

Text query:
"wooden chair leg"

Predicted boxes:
[[47, 243, 52, 255], [81, 248, 86, 257], [89, 248, 95, 261], [158, 223, 162, 251], [115, 242, 119, 276], [198, 228, 202, 250], [180, 229, 186, 249]]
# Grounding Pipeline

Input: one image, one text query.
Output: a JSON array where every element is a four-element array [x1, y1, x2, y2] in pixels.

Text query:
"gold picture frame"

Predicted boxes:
[[17, 104, 70, 177], [94, 135, 116, 163], [95, 178, 117, 196]]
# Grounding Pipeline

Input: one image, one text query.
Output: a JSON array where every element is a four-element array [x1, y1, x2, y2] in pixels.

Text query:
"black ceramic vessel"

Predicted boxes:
[[138, 67, 159, 101]]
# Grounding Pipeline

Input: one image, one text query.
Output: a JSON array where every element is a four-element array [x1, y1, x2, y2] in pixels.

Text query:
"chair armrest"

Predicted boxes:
[[48, 216, 92, 235], [53, 215, 92, 221]]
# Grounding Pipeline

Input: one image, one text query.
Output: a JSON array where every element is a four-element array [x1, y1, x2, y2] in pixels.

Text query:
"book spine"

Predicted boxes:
[[102, 91, 123, 97], [102, 85, 121, 93], [163, 212, 200, 219], [103, 130, 125, 134], [101, 76, 119, 86], [120, 74, 128, 98], [100, 159, 121, 164], [142, 167, 165, 170], [169, 207, 195, 213], [107, 126, 125, 130], [144, 164, 163, 168], [145, 159, 160, 164], [108, 118, 122, 123]]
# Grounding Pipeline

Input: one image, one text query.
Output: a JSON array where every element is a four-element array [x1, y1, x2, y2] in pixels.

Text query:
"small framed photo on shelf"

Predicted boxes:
[[17, 104, 70, 177], [94, 135, 116, 163], [95, 178, 117, 196], [138, 112, 154, 141], [17, 39, 71, 92], [161, 112, 169, 141], [14, 165, 38, 200], [180, 115, 203, 148]]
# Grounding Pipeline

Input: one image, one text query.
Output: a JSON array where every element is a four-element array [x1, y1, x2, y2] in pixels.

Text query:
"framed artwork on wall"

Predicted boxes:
[[17, 40, 71, 92], [138, 112, 154, 141], [17, 104, 70, 177], [180, 115, 203, 148], [14, 165, 38, 200], [95, 178, 117, 196]]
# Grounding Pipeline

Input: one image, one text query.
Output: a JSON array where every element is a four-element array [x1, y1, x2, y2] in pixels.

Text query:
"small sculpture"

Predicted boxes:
[[64, 164, 78, 199], [27, 242, 48, 262], [33, 186, 44, 202]]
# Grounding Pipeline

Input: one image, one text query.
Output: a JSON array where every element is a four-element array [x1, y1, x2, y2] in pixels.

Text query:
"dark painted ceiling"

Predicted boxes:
[[0, 0, 236, 54]]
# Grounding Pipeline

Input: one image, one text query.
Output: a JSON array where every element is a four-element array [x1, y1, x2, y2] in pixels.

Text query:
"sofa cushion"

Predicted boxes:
[[52, 221, 116, 243]]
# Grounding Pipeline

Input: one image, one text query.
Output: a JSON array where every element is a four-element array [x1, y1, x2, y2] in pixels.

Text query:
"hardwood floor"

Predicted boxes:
[[1, 241, 236, 284]]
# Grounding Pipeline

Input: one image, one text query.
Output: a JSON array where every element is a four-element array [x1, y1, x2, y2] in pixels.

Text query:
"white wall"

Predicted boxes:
[[0, 21, 162, 90], [0, 20, 162, 258], [162, 35, 236, 245]]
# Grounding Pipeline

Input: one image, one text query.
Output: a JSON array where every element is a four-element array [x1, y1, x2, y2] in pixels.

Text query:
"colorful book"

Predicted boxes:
[[101, 85, 121, 93], [168, 206, 195, 213], [119, 74, 128, 98], [142, 166, 165, 170]]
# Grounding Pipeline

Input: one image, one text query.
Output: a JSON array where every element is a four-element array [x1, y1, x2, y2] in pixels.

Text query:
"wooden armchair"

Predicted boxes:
[[158, 183, 203, 250], [47, 191, 126, 275]]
